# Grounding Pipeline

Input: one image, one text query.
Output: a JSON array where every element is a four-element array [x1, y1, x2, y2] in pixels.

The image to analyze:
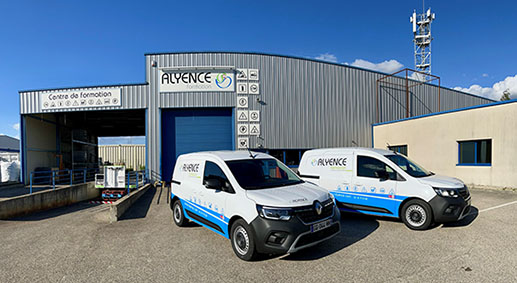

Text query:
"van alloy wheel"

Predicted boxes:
[[230, 219, 258, 261], [172, 200, 188, 227], [405, 204, 426, 227], [401, 199, 433, 230], [233, 226, 250, 255]]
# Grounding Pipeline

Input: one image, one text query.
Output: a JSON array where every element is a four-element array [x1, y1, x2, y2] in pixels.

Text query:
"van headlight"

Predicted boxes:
[[256, 205, 292, 221], [433, 187, 459, 198]]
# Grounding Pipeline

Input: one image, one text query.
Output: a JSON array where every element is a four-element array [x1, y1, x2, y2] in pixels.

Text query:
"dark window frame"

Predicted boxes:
[[252, 148, 312, 168], [457, 139, 492, 166], [356, 155, 399, 181], [203, 161, 234, 193], [388, 145, 408, 156]]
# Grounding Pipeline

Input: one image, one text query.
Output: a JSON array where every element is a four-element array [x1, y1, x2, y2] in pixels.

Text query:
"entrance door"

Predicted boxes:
[[161, 108, 233, 181]]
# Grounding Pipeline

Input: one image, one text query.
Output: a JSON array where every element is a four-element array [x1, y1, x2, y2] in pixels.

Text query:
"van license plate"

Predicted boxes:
[[312, 219, 332, 232]]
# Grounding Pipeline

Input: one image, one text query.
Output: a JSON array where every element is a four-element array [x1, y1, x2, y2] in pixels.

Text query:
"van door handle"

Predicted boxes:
[[355, 184, 363, 187]]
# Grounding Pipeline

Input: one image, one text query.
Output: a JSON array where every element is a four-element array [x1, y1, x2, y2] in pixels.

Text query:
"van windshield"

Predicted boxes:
[[225, 158, 303, 190], [385, 154, 433, 178]]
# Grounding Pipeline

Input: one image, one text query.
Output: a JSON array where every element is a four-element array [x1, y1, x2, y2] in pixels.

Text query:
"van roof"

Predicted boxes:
[[178, 150, 273, 161], [305, 147, 395, 156]]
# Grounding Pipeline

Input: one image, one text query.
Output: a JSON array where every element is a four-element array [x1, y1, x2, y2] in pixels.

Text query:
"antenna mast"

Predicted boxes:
[[410, 2, 435, 80]]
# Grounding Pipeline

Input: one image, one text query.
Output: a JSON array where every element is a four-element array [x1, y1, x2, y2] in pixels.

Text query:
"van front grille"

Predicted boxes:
[[294, 198, 334, 223]]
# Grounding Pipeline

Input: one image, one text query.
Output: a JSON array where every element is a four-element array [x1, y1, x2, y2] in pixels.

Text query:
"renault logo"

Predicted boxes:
[[314, 201, 323, 215]]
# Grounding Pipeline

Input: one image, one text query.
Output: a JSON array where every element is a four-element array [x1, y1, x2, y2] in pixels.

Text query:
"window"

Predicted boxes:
[[388, 145, 408, 156], [285, 150, 300, 166], [357, 156, 397, 180], [385, 154, 432, 178], [458, 139, 492, 166], [256, 149, 310, 167], [203, 161, 232, 191], [225, 158, 302, 190]]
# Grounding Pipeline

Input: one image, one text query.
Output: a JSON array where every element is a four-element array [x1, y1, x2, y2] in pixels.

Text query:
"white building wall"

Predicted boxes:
[[373, 101, 517, 188]]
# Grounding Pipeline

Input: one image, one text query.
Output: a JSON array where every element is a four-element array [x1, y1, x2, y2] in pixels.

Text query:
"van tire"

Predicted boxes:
[[401, 199, 433, 230], [172, 200, 188, 227], [230, 219, 258, 261]]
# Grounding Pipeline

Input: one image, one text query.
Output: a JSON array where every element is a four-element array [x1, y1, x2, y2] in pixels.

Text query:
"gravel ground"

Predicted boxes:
[[1, 186, 516, 282]]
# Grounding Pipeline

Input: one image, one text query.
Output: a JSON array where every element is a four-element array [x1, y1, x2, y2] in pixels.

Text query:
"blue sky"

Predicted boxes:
[[1, 0, 516, 144]]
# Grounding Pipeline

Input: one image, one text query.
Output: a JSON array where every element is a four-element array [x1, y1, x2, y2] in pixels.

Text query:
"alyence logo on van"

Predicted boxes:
[[312, 158, 347, 167], [181, 163, 200, 172], [311, 157, 351, 171]]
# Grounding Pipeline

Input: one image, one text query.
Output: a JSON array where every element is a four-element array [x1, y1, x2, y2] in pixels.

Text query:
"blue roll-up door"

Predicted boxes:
[[161, 108, 233, 181]]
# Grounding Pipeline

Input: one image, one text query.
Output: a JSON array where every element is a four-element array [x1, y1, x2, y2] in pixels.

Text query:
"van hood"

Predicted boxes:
[[245, 182, 329, 208], [418, 174, 465, 189]]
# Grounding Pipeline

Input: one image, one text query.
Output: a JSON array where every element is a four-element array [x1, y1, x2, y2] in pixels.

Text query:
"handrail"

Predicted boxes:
[[29, 168, 100, 194]]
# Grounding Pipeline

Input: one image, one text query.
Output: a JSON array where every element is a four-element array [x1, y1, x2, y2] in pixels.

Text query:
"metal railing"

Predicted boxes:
[[125, 170, 147, 195], [29, 168, 100, 194], [29, 168, 149, 195]]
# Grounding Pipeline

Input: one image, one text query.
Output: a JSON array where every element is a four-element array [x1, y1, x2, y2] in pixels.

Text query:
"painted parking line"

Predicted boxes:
[[478, 200, 517, 213]]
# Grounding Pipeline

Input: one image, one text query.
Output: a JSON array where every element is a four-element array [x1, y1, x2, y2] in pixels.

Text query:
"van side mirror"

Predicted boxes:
[[204, 178, 222, 190], [375, 170, 390, 181]]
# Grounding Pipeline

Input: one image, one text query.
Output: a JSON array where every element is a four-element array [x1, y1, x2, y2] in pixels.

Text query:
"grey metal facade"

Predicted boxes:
[[19, 52, 493, 181]]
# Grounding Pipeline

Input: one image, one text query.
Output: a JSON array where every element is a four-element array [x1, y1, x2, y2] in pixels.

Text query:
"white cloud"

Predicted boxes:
[[315, 53, 338, 63], [482, 73, 489, 78], [349, 59, 404, 73], [12, 123, 20, 131], [454, 74, 517, 100]]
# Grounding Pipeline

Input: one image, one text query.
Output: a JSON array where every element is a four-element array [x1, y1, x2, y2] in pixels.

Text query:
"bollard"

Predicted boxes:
[[52, 171, 56, 190], [30, 173, 33, 194]]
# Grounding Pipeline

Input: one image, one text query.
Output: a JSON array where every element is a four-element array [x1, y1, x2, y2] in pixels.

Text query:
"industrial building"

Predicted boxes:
[[18, 52, 492, 184], [0, 135, 20, 162], [373, 99, 517, 189]]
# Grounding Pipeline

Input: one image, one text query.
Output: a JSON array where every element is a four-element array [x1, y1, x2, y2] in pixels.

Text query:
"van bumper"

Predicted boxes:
[[429, 195, 472, 223], [249, 206, 341, 255]]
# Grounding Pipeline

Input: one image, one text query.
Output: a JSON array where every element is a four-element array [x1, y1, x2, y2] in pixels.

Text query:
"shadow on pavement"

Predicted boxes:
[[7, 202, 102, 221], [441, 206, 479, 228], [0, 186, 53, 199], [119, 186, 156, 221], [280, 213, 379, 261]]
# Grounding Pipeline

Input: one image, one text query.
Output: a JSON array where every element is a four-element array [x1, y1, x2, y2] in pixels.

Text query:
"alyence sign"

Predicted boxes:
[[40, 88, 122, 110], [159, 69, 235, 92]]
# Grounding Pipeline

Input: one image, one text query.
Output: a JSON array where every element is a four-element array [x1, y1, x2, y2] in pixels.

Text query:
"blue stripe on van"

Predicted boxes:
[[180, 198, 230, 238], [331, 190, 407, 218]]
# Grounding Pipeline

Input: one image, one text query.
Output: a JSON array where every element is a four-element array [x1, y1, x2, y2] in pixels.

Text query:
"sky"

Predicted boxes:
[[1, 0, 516, 144]]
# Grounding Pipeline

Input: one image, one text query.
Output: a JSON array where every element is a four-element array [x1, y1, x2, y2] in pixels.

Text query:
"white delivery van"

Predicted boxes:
[[170, 151, 341, 260], [298, 148, 471, 230]]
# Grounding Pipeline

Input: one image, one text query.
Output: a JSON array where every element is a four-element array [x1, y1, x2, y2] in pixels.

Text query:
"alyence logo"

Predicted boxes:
[[215, 73, 232, 89], [311, 157, 347, 167]]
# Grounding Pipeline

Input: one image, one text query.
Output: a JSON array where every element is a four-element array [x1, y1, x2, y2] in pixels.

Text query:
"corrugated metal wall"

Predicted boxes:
[[145, 52, 492, 179], [18, 52, 493, 181], [19, 84, 148, 114], [98, 145, 145, 170]]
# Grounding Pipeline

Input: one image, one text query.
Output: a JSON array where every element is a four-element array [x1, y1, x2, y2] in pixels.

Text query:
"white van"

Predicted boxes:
[[298, 148, 471, 230], [170, 151, 341, 260]]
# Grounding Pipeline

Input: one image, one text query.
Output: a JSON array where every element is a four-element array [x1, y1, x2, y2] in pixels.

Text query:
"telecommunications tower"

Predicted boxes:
[[410, 5, 435, 79]]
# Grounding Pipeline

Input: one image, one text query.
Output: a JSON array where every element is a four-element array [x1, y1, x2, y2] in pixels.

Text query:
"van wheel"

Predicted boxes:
[[230, 219, 258, 261], [401, 199, 433, 230], [173, 200, 188, 227]]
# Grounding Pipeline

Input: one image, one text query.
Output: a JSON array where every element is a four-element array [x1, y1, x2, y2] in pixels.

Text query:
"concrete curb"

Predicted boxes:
[[0, 182, 98, 219], [109, 184, 151, 223]]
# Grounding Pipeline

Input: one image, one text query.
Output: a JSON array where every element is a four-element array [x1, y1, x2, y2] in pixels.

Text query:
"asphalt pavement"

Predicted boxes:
[[1, 186, 516, 282]]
